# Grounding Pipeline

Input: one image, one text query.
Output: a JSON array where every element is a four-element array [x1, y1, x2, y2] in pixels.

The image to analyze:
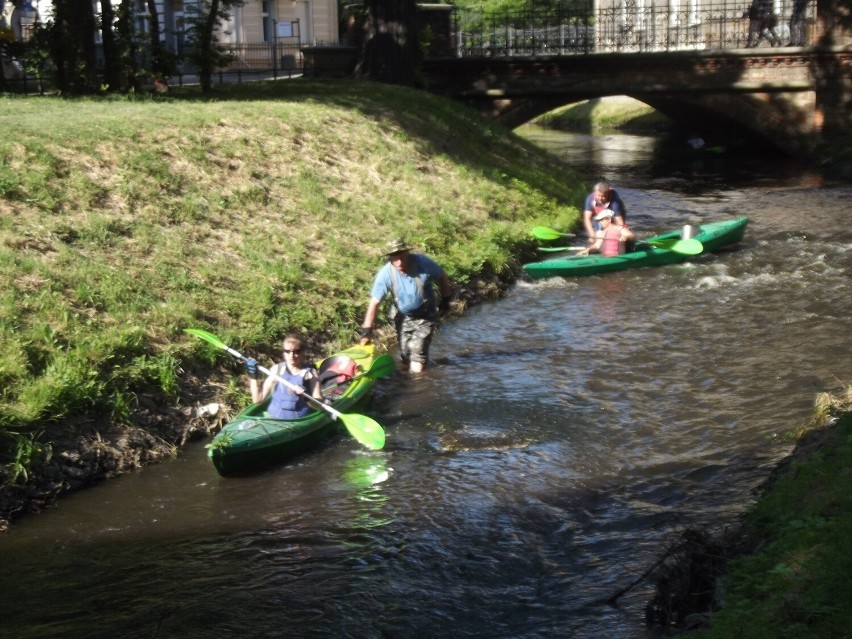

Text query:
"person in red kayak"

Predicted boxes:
[[578, 209, 635, 257], [245, 333, 324, 419]]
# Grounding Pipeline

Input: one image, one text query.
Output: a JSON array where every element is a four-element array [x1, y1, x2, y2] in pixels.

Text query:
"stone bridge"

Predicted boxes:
[[420, 47, 851, 157]]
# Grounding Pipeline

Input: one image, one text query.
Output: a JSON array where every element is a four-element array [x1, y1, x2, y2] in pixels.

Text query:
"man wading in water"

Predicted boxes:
[[358, 237, 452, 373]]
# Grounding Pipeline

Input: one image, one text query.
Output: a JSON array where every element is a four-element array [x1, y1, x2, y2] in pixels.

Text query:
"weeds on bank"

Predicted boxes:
[[0, 81, 584, 480], [0, 429, 52, 483]]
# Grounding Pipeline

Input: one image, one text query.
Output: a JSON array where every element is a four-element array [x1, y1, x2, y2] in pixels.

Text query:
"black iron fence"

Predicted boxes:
[[213, 42, 304, 72], [0, 1, 818, 93], [0, 42, 306, 93], [453, 0, 815, 56]]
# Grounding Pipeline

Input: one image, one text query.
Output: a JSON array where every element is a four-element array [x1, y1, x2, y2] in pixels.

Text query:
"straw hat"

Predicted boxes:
[[385, 237, 412, 255]]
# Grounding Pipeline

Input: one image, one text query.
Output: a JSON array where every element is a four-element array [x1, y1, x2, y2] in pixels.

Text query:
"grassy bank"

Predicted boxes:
[[689, 388, 852, 639], [646, 387, 852, 638], [0, 80, 584, 522], [529, 96, 673, 133]]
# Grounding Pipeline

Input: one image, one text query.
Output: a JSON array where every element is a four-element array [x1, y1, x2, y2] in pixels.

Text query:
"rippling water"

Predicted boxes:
[[1, 131, 849, 639]]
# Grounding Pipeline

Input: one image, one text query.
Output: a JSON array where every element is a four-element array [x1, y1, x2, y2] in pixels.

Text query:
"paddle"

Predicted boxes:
[[326, 353, 396, 387], [352, 353, 396, 381], [647, 238, 704, 255], [530, 226, 576, 241], [185, 328, 385, 450], [537, 246, 585, 253]]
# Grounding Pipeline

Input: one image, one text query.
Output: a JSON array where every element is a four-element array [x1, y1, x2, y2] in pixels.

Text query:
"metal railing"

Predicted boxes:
[[453, 1, 815, 56], [0, 1, 819, 94], [213, 42, 304, 72]]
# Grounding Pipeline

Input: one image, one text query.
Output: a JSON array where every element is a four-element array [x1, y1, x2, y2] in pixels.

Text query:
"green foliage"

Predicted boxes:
[[692, 408, 852, 639], [182, 0, 246, 92], [18, 22, 54, 84], [0, 429, 52, 484]]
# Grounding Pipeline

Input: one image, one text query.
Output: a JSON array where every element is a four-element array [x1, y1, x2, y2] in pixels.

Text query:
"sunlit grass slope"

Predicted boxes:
[[0, 80, 584, 437]]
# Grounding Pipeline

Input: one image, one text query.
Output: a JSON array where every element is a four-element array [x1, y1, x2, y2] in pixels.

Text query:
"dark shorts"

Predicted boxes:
[[393, 313, 436, 365]]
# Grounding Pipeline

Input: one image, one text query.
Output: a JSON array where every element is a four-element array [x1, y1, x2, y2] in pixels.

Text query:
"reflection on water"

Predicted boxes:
[[1, 130, 849, 639], [342, 455, 392, 490], [518, 125, 828, 193]]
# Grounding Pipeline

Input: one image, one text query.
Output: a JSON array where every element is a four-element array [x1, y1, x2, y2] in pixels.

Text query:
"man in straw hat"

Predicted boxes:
[[359, 237, 452, 373]]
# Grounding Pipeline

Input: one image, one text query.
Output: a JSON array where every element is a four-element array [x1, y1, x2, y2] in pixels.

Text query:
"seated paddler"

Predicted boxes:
[[245, 333, 324, 419], [578, 209, 635, 257]]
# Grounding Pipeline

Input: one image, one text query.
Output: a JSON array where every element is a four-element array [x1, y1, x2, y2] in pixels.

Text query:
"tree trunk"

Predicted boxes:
[[198, 0, 220, 92], [357, 0, 421, 86], [100, 0, 122, 91], [51, 0, 98, 93], [116, 0, 141, 91], [75, 0, 98, 90], [145, 0, 169, 80]]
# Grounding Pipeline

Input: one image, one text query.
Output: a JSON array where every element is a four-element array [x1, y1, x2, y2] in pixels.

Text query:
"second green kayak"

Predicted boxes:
[[524, 217, 748, 280]]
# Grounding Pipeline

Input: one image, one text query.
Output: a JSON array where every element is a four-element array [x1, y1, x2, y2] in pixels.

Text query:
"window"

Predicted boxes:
[[262, 0, 273, 42]]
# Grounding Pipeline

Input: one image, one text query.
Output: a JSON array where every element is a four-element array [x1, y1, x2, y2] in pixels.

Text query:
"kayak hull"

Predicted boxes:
[[524, 217, 748, 279], [207, 344, 377, 476]]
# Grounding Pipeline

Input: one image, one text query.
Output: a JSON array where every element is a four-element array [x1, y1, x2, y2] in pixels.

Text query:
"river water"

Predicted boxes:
[[1, 129, 850, 639]]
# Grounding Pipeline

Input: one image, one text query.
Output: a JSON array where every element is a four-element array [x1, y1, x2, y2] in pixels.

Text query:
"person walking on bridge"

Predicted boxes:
[[745, 0, 781, 47], [788, 0, 809, 46]]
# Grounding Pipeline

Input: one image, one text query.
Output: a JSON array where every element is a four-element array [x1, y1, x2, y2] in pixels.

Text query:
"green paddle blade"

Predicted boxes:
[[673, 238, 704, 255], [531, 226, 562, 240], [368, 354, 396, 379], [648, 238, 704, 255], [530, 226, 575, 241], [327, 353, 396, 388], [340, 413, 385, 450], [185, 328, 228, 349], [530, 226, 574, 240]]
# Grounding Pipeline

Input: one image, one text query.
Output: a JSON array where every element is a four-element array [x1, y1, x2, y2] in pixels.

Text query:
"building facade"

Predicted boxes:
[[1, 0, 339, 66]]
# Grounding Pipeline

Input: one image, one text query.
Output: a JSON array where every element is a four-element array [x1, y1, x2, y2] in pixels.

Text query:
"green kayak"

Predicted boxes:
[[523, 217, 748, 280], [207, 344, 387, 476]]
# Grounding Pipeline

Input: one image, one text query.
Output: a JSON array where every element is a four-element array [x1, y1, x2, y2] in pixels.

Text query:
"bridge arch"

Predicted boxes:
[[477, 92, 805, 156], [421, 49, 849, 158]]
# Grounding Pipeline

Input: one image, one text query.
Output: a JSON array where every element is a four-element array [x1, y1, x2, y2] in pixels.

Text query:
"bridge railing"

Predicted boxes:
[[452, 1, 815, 56]]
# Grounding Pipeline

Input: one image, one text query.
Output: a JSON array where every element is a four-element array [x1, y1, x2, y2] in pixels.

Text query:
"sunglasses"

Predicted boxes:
[[283, 349, 303, 355]]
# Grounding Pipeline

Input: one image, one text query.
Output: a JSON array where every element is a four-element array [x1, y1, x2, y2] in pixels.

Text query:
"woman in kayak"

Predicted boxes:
[[578, 210, 635, 257], [245, 333, 324, 418]]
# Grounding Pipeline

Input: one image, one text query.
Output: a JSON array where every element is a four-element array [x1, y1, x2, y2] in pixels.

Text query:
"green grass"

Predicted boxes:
[[0, 80, 585, 457], [691, 389, 852, 639], [527, 96, 672, 133]]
